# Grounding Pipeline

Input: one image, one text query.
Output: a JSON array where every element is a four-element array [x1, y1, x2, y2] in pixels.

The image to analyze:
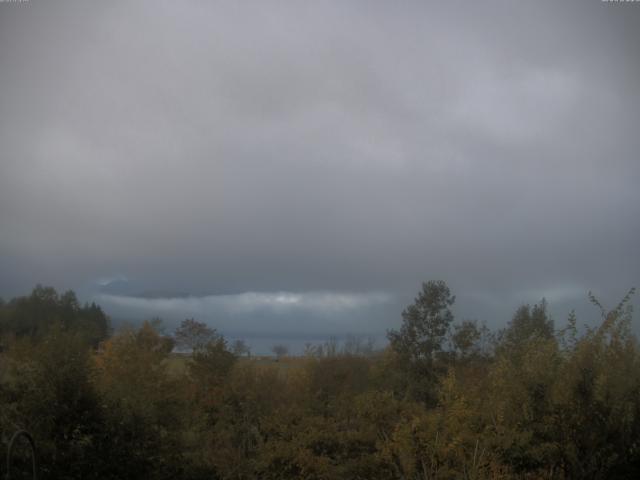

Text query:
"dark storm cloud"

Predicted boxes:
[[1, 1, 639, 337]]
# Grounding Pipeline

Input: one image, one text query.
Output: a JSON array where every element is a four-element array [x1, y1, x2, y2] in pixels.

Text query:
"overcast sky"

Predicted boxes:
[[1, 1, 639, 351]]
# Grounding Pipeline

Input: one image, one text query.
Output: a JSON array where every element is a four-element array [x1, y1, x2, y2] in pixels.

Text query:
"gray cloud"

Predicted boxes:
[[1, 1, 638, 339]]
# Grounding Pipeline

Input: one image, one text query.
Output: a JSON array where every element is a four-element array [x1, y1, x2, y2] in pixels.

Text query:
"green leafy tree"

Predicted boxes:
[[231, 338, 251, 357], [0, 285, 110, 346], [189, 335, 237, 392], [552, 288, 640, 478], [500, 299, 554, 352], [1, 327, 104, 479], [451, 320, 488, 359], [387, 280, 455, 404], [93, 321, 184, 479], [174, 318, 218, 351], [388, 280, 455, 361]]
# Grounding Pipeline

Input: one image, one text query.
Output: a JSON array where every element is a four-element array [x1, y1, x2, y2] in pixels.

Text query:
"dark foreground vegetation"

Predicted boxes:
[[0, 282, 638, 479]]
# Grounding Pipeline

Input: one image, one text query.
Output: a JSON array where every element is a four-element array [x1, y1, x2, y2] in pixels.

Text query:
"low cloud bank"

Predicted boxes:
[[96, 291, 396, 340]]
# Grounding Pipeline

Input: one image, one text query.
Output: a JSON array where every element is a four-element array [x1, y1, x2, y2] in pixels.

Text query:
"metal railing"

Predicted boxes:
[[5, 431, 37, 480]]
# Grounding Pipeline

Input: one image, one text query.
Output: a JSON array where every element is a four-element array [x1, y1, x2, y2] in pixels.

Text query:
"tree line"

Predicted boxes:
[[0, 281, 638, 479]]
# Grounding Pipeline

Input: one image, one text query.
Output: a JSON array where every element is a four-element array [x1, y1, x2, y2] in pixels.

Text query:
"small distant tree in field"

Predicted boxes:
[[174, 318, 218, 351], [272, 344, 288, 360], [343, 334, 376, 356], [231, 339, 251, 357]]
